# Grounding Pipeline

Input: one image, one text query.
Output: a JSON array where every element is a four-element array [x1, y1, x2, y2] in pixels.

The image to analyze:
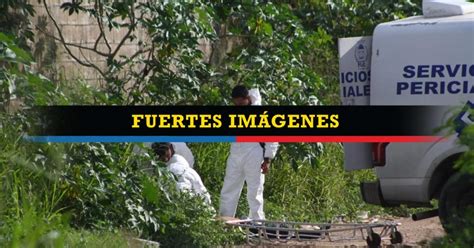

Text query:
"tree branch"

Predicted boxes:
[[93, 31, 103, 51], [78, 45, 93, 66], [124, 44, 155, 104], [94, 0, 112, 53], [117, 47, 150, 67], [35, 25, 110, 57], [110, 5, 141, 61]]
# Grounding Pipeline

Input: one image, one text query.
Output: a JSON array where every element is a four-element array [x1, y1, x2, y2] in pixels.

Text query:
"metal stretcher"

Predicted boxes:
[[225, 219, 403, 247]]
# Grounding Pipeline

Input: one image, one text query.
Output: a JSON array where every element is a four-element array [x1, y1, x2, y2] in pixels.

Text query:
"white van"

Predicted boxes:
[[339, 0, 474, 231]]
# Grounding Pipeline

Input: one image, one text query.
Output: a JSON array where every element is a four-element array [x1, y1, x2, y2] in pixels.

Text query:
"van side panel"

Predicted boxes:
[[368, 14, 473, 205], [376, 136, 467, 203], [371, 14, 474, 106]]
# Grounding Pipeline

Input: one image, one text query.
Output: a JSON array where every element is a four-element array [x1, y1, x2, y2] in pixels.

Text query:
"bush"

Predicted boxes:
[[432, 110, 474, 247], [0, 36, 243, 246], [0, 118, 244, 247]]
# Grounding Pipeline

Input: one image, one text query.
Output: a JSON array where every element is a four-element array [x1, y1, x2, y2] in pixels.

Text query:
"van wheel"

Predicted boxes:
[[439, 172, 474, 233]]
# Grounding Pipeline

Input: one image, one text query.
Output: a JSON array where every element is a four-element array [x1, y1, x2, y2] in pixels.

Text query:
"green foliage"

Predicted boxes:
[[212, 2, 326, 105], [431, 208, 474, 248], [265, 143, 378, 221], [0, 36, 240, 246], [62, 229, 129, 248], [38, 0, 424, 169], [0, 0, 35, 49], [46, 0, 217, 105], [441, 105, 474, 174], [0, 193, 129, 248], [43, 0, 423, 106], [0, 116, 243, 247], [425, 105, 474, 247], [293, 0, 421, 38], [0, 32, 62, 108], [0, 112, 74, 247], [191, 142, 383, 222], [33, 15, 58, 80], [133, 1, 216, 105], [433, 108, 474, 247], [455, 125, 474, 174]]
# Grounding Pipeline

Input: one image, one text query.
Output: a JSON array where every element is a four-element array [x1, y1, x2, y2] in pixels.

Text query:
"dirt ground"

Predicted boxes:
[[393, 217, 445, 247], [235, 217, 445, 247]]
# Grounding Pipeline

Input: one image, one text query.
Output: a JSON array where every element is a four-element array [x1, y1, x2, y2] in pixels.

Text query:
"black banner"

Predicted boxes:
[[27, 106, 450, 136]]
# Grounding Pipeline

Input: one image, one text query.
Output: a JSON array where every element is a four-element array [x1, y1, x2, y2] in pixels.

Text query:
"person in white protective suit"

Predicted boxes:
[[152, 142, 211, 205], [142, 142, 195, 168], [219, 85, 279, 220], [170, 142, 195, 168]]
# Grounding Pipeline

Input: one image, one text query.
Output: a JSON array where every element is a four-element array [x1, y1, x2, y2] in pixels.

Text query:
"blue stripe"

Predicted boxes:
[[24, 136, 236, 143]]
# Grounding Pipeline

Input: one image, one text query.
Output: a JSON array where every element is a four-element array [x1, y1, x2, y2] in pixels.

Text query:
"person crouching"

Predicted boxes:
[[152, 142, 212, 205]]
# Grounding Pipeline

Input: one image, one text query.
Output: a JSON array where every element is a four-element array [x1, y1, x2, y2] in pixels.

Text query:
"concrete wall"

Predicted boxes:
[[30, 1, 235, 86], [31, 0, 147, 85]]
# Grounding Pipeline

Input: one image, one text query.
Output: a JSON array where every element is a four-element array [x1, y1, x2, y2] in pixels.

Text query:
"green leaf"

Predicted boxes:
[[262, 22, 273, 36], [194, 7, 213, 33], [24, 72, 40, 84], [0, 32, 13, 43], [9, 45, 32, 62], [142, 177, 159, 204]]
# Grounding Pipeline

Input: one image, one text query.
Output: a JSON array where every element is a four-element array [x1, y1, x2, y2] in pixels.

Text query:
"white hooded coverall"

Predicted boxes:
[[219, 89, 279, 220], [166, 154, 212, 205], [169, 142, 195, 168]]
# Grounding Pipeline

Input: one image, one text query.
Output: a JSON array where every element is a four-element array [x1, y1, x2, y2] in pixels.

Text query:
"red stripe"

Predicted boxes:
[[236, 136, 445, 143]]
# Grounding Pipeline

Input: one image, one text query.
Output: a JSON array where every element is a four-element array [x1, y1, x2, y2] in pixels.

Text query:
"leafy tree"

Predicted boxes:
[[37, 0, 215, 104], [0, 32, 57, 110], [0, 0, 35, 49]]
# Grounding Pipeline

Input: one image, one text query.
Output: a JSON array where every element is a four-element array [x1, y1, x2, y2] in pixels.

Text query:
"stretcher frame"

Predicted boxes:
[[225, 219, 402, 246]]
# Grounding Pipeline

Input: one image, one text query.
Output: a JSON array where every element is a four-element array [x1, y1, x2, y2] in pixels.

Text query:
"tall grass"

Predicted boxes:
[[0, 112, 243, 247], [0, 113, 126, 247]]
